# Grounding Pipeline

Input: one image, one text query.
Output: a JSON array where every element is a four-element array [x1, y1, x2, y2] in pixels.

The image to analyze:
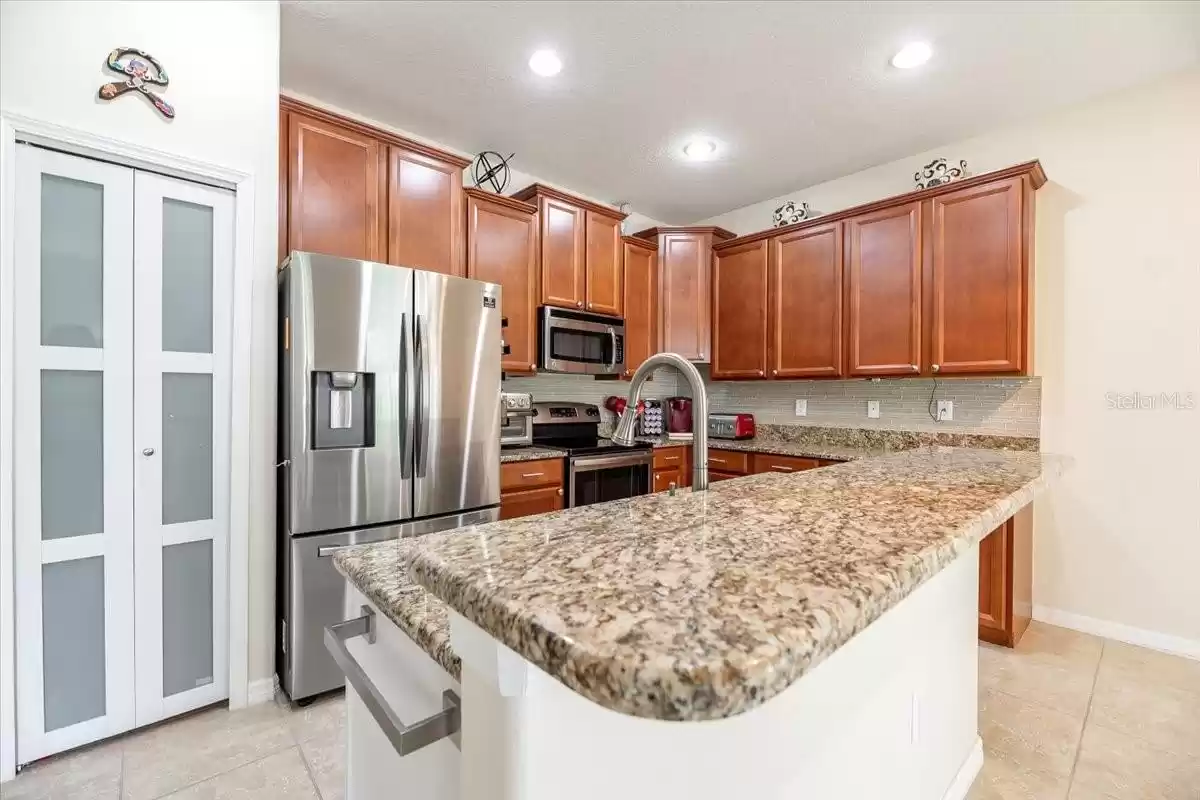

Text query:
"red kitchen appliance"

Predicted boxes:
[[708, 412, 756, 440], [666, 397, 693, 434]]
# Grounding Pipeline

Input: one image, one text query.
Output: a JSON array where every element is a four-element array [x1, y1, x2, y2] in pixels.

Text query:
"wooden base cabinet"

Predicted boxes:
[[499, 458, 565, 520], [709, 162, 1045, 380], [651, 446, 690, 493], [633, 227, 737, 362], [978, 504, 1033, 647], [465, 189, 538, 375], [279, 97, 470, 274]]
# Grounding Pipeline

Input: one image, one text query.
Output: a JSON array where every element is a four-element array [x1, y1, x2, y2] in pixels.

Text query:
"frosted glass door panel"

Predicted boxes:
[[134, 170, 232, 725], [17, 144, 135, 763], [162, 373, 213, 525], [162, 199, 214, 354], [42, 558, 107, 731], [41, 370, 104, 540], [40, 174, 104, 348], [162, 540, 215, 696]]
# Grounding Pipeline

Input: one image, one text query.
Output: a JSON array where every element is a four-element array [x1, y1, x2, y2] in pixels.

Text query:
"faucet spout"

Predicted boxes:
[[611, 353, 709, 491]]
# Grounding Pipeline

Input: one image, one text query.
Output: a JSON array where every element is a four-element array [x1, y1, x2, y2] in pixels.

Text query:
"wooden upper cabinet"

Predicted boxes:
[[845, 201, 923, 377], [637, 227, 737, 362], [513, 184, 627, 314], [621, 236, 658, 378], [286, 111, 386, 262], [770, 222, 844, 379], [585, 211, 623, 316], [537, 196, 586, 310], [928, 177, 1027, 375], [711, 238, 769, 380], [387, 145, 466, 276], [465, 189, 538, 375]]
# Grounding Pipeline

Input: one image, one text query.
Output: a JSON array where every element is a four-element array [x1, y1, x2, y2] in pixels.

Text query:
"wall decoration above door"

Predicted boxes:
[[97, 47, 175, 119]]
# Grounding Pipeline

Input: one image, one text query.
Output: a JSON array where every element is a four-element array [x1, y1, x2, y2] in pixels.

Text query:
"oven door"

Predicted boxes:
[[539, 307, 625, 375], [568, 451, 653, 508]]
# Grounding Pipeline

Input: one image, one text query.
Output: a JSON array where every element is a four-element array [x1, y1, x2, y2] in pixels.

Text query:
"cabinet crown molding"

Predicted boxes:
[[633, 226, 737, 241], [463, 187, 537, 215], [621, 234, 658, 250], [713, 160, 1047, 252], [511, 183, 628, 221], [280, 95, 472, 169]]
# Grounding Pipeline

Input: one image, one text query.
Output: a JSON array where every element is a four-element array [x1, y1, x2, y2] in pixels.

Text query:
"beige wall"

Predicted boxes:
[[1, 1, 282, 688], [700, 70, 1200, 650]]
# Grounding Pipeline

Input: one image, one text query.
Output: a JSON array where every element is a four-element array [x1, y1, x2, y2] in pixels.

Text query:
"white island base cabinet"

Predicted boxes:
[[344, 546, 983, 800], [341, 587, 460, 800]]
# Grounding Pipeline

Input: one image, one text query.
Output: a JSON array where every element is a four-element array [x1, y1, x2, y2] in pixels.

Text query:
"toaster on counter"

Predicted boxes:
[[708, 412, 755, 440]]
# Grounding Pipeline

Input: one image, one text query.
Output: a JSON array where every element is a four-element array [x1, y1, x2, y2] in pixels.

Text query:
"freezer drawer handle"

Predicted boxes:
[[324, 606, 462, 757], [316, 544, 363, 558]]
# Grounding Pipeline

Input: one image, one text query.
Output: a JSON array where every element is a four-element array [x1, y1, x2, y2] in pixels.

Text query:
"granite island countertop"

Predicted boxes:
[[336, 446, 1067, 721]]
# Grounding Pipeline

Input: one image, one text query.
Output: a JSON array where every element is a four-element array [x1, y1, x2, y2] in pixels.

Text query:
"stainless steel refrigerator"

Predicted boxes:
[[277, 252, 502, 702]]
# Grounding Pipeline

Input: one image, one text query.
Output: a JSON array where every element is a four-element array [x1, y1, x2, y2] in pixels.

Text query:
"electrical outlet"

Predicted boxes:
[[936, 400, 954, 421], [794, 399, 808, 417], [867, 400, 881, 419]]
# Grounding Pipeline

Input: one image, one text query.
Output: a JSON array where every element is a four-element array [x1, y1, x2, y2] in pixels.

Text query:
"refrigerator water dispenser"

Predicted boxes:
[[311, 371, 374, 449]]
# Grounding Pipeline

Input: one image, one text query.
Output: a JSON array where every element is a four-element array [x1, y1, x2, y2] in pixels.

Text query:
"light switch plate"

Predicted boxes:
[[794, 399, 808, 416], [936, 400, 954, 421], [867, 400, 881, 419]]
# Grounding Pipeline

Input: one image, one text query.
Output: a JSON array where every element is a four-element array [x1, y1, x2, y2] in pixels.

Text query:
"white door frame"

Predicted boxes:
[[0, 111, 258, 780]]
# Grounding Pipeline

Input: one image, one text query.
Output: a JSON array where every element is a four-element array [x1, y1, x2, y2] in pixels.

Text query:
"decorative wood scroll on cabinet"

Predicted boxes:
[[632, 226, 737, 363], [710, 161, 1045, 380], [510, 184, 627, 316], [279, 96, 471, 276]]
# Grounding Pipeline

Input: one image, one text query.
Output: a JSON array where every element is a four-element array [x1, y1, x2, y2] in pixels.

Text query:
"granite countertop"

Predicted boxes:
[[500, 446, 567, 463], [338, 446, 1066, 721], [333, 538, 461, 681]]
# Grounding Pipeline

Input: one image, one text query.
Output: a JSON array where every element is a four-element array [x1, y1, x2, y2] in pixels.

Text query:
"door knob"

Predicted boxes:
[[576, 301, 583, 308], [932, 364, 940, 373], [142, 447, 156, 456]]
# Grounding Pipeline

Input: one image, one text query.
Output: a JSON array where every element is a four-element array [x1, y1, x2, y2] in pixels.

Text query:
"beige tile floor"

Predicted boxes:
[[4, 622, 1198, 799]]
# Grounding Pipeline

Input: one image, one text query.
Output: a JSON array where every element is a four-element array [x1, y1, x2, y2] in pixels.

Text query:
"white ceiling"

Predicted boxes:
[[281, 1, 1200, 224]]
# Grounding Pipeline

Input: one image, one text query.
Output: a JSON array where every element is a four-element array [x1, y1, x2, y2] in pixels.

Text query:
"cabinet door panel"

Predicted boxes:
[[930, 178, 1024, 375], [770, 222, 843, 378], [753, 454, 820, 474], [978, 523, 1009, 636], [711, 239, 768, 380], [586, 212, 623, 316], [659, 233, 708, 360], [540, 198, 585, 309], [288, 114, 386, 262], [466, 194, 537, 374], [500, 485, 563, 520], [846, 202, 922, 376], [388, 146, 463, 276], [622, 239, 657, 378]]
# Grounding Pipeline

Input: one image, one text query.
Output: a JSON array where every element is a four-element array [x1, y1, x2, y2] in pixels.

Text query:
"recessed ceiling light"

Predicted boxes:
[[891, 42, 932, 69], [528, 49, 562, 77], [682, 136, 719, 161]]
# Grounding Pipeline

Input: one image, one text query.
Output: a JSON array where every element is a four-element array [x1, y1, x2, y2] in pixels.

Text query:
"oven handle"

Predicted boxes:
[[570, 451, 654, 472]]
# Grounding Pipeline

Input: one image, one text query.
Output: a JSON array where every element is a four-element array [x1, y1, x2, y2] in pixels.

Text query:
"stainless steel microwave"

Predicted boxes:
[[538, 306, 625, 375]]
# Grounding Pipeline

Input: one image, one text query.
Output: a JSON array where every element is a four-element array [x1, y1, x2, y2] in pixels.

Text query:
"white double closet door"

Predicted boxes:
[[13, 144, 233, 763]]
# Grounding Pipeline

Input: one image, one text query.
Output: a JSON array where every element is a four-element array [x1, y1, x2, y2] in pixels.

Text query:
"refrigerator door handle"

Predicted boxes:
[[400, 312, 414, 480], [414, 314, 427, 478]]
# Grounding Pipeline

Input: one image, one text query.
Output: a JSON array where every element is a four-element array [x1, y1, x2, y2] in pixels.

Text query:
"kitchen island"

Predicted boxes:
[[333, 446, 1067, 800]]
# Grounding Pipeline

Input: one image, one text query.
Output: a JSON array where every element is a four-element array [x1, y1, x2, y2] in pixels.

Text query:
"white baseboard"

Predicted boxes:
[[246, 675, 279, 706], [1033, 605, 1200, 661], [942, 737, 983, 800]]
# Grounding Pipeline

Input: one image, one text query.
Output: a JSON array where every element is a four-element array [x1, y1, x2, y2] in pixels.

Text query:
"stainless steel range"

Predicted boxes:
[[530, 402, 652, 507], [276, 252, 502, 702]]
